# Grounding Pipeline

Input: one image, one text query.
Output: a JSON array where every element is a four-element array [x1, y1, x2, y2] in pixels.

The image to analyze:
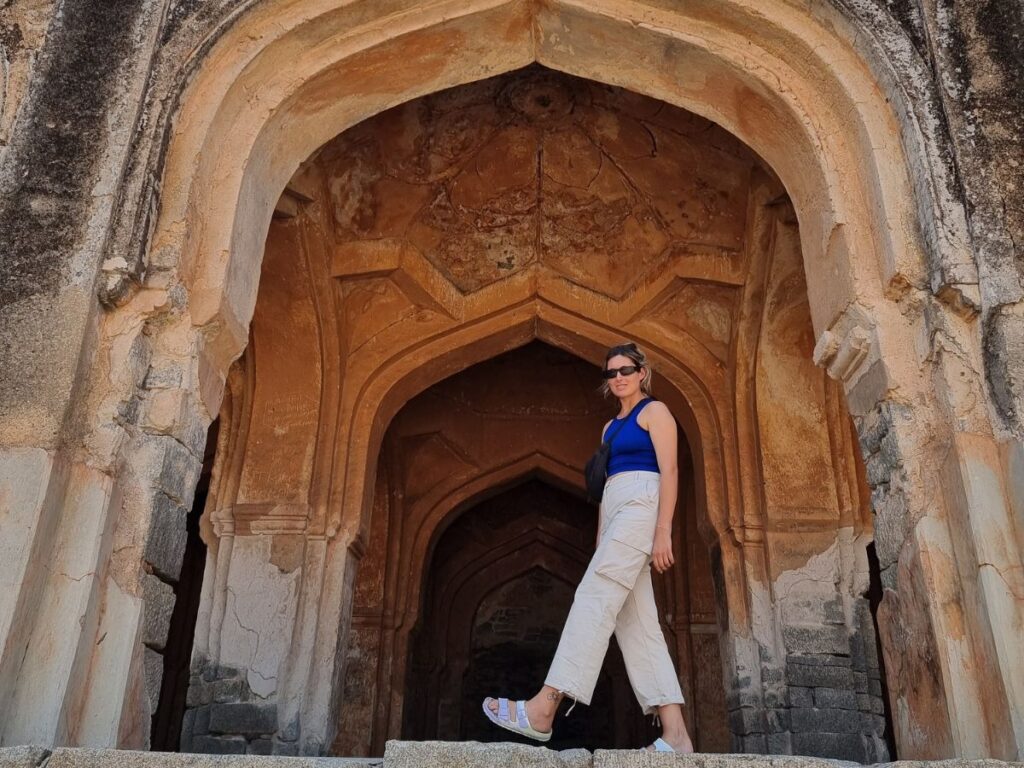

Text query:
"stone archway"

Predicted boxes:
[[4, 2, 1019, 763], [169, 66, 888, 762]]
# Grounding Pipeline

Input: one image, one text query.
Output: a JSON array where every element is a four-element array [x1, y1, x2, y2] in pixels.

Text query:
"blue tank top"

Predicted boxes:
[[605, 400, 660, 475]]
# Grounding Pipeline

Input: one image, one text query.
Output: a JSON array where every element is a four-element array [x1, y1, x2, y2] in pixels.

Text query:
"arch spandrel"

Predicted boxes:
[[148, 0, 935, 382]]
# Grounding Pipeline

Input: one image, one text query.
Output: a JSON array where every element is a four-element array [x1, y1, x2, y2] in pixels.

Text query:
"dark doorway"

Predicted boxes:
[[404, 479, 661, 750]]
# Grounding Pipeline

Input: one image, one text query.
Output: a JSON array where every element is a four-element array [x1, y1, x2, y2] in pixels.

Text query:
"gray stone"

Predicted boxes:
[[194, 705, 212, 736], [789, 687, 814, 707], [823, 598, 845, 626], [247, 741, 273, 756], [142, 572, 176, 650], [791, 707, 864, 735], [813, 688, 858, 710], [729, 707, 766, 736], [741, 735, 767, 753], [144, 492, 188, 582], [783, 625, 850, 656], [187, 677, 212, 708], [190, 737, 248, 755], [868, 678, 883, 697], [208, 702, 278, 737], [0, 746, 51, 768], [271, 740, 299, 757], [786, 661, 854, 690], [785, 654, 851, 668], [155, 436, 202, 506], [853, 671, 868, 694], [766, 732, 792, 756], [180, 708, 196, 753], [144, 362, 184, 390], [211, 677, 247, 704], [278, 712, 301, 742], [144, 647, 164, 714], [766, 708, 791, 733], [385, 741, 591, 768], [790, 732, 866, 762]]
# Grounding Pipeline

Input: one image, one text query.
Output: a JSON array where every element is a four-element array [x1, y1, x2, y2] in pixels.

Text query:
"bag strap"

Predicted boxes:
[[602, 398, 650, 446]]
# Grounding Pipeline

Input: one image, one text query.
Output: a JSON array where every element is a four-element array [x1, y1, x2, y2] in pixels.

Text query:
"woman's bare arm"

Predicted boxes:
[[644, 402, 677, 573]]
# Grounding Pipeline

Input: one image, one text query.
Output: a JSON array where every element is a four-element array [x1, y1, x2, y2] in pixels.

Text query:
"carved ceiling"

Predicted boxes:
[[318, 66, 759, 307]]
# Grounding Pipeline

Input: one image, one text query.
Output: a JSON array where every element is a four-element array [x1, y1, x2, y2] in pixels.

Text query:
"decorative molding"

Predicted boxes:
[[813, 325, 873, 383]]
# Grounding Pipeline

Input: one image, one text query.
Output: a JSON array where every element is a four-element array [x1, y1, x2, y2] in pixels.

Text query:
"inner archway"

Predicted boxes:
[[334, 342, 731, 753]]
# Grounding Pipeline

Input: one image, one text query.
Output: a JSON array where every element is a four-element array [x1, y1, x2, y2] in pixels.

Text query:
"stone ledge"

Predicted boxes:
[[0, 748, 380, 768], [0, 745, 1021, 768], [384, 741, 590, 768]]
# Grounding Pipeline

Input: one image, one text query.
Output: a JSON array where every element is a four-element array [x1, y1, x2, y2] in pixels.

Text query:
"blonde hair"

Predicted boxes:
[[601, 342, 653, 397]]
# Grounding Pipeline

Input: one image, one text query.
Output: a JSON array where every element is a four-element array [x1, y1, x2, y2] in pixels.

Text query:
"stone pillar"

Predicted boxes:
[[0, 0, 174, 747]]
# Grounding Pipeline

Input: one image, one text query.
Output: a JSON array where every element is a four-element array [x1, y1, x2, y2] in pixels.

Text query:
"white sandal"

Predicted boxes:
[[645, 737, 675, 752], [482, 697, 553, 742]]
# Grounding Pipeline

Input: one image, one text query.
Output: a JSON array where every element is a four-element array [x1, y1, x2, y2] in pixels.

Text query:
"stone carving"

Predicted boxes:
[[320, 68, 751, 298]]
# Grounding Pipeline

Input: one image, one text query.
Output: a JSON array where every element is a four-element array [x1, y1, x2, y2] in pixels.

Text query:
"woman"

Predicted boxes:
[[483, 342, 695, 753]]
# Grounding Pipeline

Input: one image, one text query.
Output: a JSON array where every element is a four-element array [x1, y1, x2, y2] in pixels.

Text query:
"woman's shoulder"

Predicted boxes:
[[638, 399, 672, 426]]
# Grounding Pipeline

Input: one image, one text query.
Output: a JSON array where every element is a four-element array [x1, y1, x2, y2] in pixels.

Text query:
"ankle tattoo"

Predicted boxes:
[[546, 692, 560, 701]]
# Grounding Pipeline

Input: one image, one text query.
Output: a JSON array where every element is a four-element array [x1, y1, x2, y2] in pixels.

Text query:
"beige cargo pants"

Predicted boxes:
[[545, 470, 685, 714]]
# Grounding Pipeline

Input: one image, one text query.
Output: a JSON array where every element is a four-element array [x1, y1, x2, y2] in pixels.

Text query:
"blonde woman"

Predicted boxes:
[[483, 342, 694, 753]]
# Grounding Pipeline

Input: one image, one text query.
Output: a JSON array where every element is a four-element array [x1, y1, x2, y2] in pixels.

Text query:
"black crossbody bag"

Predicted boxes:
[[584, 398, 650, 503]]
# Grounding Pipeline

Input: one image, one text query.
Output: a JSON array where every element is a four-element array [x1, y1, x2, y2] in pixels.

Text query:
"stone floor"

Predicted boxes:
[[0, 743, 1020, 768]]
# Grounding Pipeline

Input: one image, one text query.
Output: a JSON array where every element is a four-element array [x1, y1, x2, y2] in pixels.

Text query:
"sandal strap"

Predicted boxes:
[[498, 698, 509, 721], [517, 700, 530, 729]]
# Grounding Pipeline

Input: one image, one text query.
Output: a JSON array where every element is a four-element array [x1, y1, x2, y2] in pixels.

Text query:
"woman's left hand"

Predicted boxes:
[[651, 528, 674, 573]]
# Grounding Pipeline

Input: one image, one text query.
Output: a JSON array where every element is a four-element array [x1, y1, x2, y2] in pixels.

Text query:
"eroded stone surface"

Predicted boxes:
[[384, 741, 591, 768]]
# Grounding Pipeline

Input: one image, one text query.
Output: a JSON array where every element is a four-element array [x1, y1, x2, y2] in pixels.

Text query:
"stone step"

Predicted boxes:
[[0, 744, 1020, 768]]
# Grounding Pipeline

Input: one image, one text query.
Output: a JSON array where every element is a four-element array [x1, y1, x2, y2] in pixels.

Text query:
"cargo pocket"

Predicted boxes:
[[594, 517, 653, 589]]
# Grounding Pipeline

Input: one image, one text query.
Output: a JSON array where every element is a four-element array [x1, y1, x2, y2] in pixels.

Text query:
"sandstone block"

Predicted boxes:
[[208, 702, 278, 737], [44, 747, 373, 767], [595, 753, 862, 768], [384, 741, 592, 768], [0, 747, 50, 768]]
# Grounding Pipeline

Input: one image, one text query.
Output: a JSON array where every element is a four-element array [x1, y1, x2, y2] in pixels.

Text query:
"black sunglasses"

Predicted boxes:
[[603, 365, 641, 379]]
